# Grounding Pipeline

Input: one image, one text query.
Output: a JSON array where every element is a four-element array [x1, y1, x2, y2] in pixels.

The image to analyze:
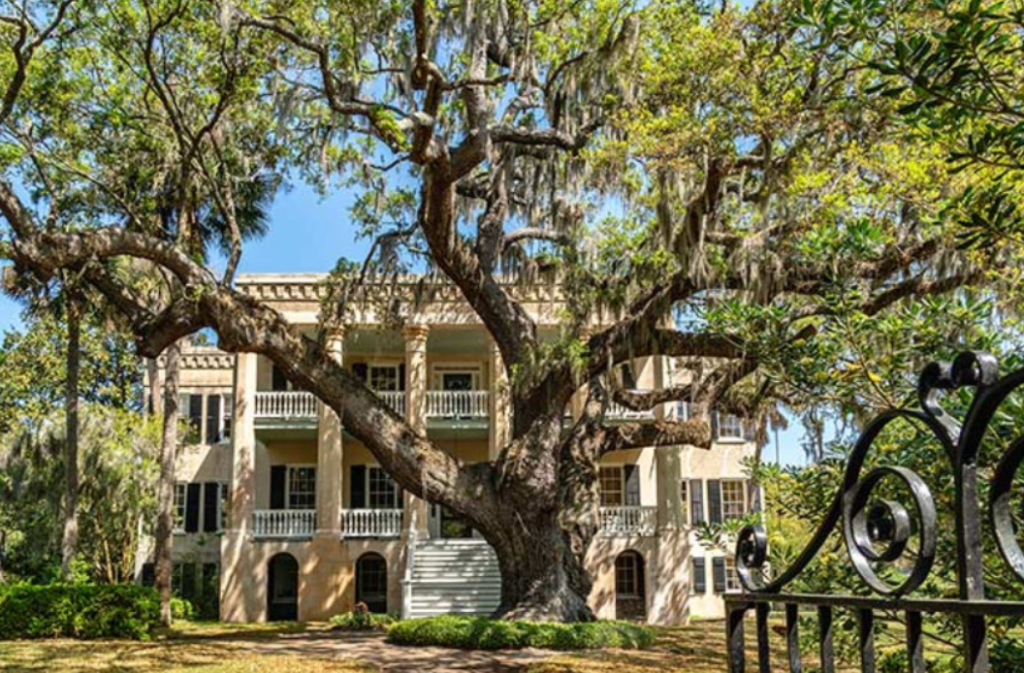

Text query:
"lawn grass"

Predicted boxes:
[[0, 622, 370, 673]]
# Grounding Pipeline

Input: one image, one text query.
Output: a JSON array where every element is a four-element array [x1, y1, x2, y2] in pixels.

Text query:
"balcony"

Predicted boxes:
[[255, 391, 318, 420], [600, 506, 657, 536], [253, 509, 315, 538], [426, 390, 489, 418], [341, 508, 403, 538], [607, 402, 655, 421], [377, 391, 406, 416]]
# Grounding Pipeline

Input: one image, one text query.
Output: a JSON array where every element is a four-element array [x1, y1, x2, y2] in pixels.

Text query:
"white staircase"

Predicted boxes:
[[404, 539, 501, 618]]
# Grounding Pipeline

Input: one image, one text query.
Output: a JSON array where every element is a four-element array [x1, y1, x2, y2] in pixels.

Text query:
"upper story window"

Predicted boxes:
[[369, 364, 400, 392], [720, 479, 747, 521], [599, 465, 641, 507], [178, 393, 232, 445], [714, 412, 746, 441], [174, 481, 228, 534], [287, 466, 317, 510], [368, 466, 401, 509]]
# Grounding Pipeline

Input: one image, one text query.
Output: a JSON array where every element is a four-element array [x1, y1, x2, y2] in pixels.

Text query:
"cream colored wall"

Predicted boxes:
[[175, 444, 232, 483]]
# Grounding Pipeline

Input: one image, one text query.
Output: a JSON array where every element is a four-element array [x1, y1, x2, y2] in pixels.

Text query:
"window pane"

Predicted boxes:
[[368, 467, 398, 509], [288, 467, 316, 510], [369, 366, 399, 392], [615, 554, 639, 596], [679, 481, 690, 524], [599, 467, 623, 507], [725, 556, 741, 591], [173, 483, 186, 532], [721, 480, 746, 521]]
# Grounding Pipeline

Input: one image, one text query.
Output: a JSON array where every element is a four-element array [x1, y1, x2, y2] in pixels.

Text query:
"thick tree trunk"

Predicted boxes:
[[155, 342, 180, 626], [488, 513, 597, 622], [60, 298, 81, 581]]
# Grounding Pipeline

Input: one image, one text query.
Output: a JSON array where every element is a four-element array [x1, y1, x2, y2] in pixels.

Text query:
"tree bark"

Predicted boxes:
[[154, 341, 180, 626], [60, 295, 80, 581]]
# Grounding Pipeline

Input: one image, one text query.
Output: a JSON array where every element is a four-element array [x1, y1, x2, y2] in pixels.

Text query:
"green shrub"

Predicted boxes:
[[329, 603, 397, 631], [385, 615, 656, 650], [170, 597, 195, 621], [0, 583, 160, 640]]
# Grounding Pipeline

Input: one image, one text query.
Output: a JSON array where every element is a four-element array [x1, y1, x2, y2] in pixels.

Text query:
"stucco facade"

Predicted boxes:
[[144, 273, 758, 624]]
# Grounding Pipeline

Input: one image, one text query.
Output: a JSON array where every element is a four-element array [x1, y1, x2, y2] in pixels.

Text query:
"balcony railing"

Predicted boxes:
[[378, 391, 406, 416], [253, 509, 315, 538], [341, 508, 404, 538], [600, 506, 657, 536], [255, 391, 318, 419], [607, 402, 655, 421], [426, 390, 489, 418]]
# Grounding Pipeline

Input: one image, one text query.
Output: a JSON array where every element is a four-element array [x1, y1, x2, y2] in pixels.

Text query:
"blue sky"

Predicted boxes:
[[0, 181, 815, 467]]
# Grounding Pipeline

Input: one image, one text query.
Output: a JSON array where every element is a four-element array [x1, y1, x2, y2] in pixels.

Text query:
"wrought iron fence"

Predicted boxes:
[[725, 351, 1024, 673]]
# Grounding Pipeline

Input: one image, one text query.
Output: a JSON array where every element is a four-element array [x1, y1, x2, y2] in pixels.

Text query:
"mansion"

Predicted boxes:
[[141, 273, 759, 624]]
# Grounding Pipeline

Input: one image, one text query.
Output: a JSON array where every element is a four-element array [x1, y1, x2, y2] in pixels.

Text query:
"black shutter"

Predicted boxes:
[[692, 558, 706, 593], [205, 395, 221, 444], [141, 563, 155, 587], [620, 364, 636, 389], [712, 557, 727, 593], [707, 479, 723, 524], [185, 483, 201, 533], [690, 479, 705, 524], [624, 464, 641, 506], [398, 364, 407, 391], [202, 482, 219, 532], [352, 363, 368, 384], [270, 466, 287, 510], [710, 411, 720, 440], [272, 365, 288, 391], [187, 394, 203, 441], [350, 465, 366, 508]]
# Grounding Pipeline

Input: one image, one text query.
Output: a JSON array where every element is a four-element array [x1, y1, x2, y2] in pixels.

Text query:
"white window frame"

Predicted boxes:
[[366, 465, 401, 509], [173, 482, 187, 533], [367, 363, 401, 392], [715, 411, 746, 442], [598, 464, 625, 507], [286, 464, 317, 511], [431, 363, 482, 391], [679, 480, 690, 525], [720, 479, 747, 521], [725, 555, 741, 592]]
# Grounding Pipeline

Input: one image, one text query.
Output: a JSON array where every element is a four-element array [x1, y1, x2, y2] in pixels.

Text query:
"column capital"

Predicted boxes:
[[403, 323, 430, 342]]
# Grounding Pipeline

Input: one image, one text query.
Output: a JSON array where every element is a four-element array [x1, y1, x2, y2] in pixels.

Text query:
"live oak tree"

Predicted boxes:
[[1, 0, 1018, 620]]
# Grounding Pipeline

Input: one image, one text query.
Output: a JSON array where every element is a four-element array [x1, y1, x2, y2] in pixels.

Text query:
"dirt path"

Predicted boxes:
[[238, 629, 553, 672]]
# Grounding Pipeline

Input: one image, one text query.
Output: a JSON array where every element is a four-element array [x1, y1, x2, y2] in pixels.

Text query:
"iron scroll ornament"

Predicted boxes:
[[735, 350, 1024, 596]]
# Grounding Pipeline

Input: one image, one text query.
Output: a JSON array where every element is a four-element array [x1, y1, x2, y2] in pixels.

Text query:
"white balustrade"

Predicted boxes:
[[426, 390, 489, 418], [252, 510, 315, 538], [607, 402, 655, 421], [600, 506, 657, 536], [378, 391, 406, 416], [341, 508, 404, 538], [255, 391, 319, 419]]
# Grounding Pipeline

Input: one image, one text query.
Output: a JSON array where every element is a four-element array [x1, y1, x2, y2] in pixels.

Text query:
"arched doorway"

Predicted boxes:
[[615, 550, 647, 621], [267, 553, 299, 621], [355, 553, 388, 614]]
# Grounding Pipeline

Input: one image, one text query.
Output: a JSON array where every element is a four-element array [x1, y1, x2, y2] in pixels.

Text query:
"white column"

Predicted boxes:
[[403, 325, 430, 536], [488, 338, 510, 460], [316, 329, 345, 536], [221, 351, 259, 622]]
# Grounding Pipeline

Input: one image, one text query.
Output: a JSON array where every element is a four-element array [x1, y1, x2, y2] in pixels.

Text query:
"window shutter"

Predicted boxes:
[[187, 395, 203, 441], [141, 563, 155, 587], [710, 411, 720, 440], [398, 364, 407, 392], [351, 363, 368, 384], [202, 482, 219, 532], [624, 464, 641, 506], [707, 479, 723, 524], [271, 365, 288, 391], [689, 479, 705, 524], [205, 395, 221, 444], [712, 557, 727, 593], [269, 466, 287, 510], [620, 364, 637, 389], [185, 483, 201, 533], [692, 558, 706, 593], [350, 465, 367, 509]]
